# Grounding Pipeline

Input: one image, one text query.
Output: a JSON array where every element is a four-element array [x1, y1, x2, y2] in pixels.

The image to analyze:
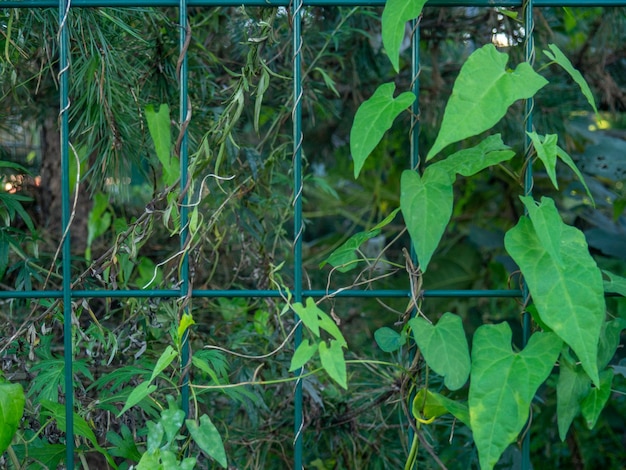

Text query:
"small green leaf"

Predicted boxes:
[[289, 340, 318, 372], [254, 68, 270, 133], [412, 389, 470, 426], [556, 355, 589, 441], [581, 369, 613, 429], [556, 145, 594, 205], [430, 134, 515, 178], [598, 318, 626, 369], [106, 425, 142, 462], [186, 415, 228, 468], [150, 345, 178, 382], [145, 104, 178, 186], [0, 382, 25, 455], [191, 355, 223, 385], [146, 421, 164, 453], [381, 0, 428, 72], [427, 44, 547, 160], [401, 166, 454, 272], [118, 381, 157, 417], [317, 309, 347, 348], [505, 199, 604, 386], [543, 44, 598, 115], [350, 83, 415, 178], [292, 298, 321, 337], [321, 208, 400, 272], [160, 397, 185, 446], [313, 67, 340, 98], [319, 340, 348, 389], [321, 230, 381, 273], [177, 313, 195, 346], [374, 327, 405, 352], [527, 132, 559, 189], [409, 313, 470, 390], [469, 325, 562, 470]]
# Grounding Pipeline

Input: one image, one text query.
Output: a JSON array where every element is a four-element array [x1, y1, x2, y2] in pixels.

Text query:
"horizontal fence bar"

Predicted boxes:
[[3, 0, 626, 7], [0, 288, 524, 299]]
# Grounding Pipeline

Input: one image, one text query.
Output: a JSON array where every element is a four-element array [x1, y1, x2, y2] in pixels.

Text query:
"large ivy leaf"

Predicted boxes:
[[426, 44, 548, 160], [0, 382, 25, 455], [186, 415, 227, 468], [581, 369, 613, 429], [145, 104, 178, 186], [400, 166, 453, 272], [381, 0, 428, 72], [543, 44, 598, 115], [408, 313, 470, 390], [556, 354, 590, 441], [350, 83, 415, 178], [319, 340, 348, 389], [504, 197, 604, 386], [469, 324, 562, 470], [430, 134, 515, 178]]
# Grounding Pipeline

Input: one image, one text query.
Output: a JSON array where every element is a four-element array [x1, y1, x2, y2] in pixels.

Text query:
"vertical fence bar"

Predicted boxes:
[[522, 0, 535, 468], [291, 0, 305, 468], [178, 0, 191, 415], [407, 17, 421, 469], [58, 0, 75, 468]]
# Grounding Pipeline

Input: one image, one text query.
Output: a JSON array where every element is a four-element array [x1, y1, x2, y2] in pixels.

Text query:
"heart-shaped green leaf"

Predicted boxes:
[[186, 415, 227, 468], [319, 340, 347, 389], [427, 44, 547, 160], [350, 83, 415, 178], [505, 198, 604, 386], [374, 327, 405, 353], [470, 324, 562, 470], [409, 313, 470, 390], [381, 0, 428, 72], [401, 166, 453, 272]]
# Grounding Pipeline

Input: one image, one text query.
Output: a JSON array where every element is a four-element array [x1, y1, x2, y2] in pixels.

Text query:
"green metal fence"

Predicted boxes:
[[1, 0, 624, 469]]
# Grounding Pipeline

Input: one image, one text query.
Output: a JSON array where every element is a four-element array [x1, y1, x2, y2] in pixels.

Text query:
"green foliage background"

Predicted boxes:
[[0, 3, 625, 469]]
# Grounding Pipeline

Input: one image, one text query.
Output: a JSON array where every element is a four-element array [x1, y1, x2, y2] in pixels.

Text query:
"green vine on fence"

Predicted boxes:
[[315, 0, 626, 468]]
